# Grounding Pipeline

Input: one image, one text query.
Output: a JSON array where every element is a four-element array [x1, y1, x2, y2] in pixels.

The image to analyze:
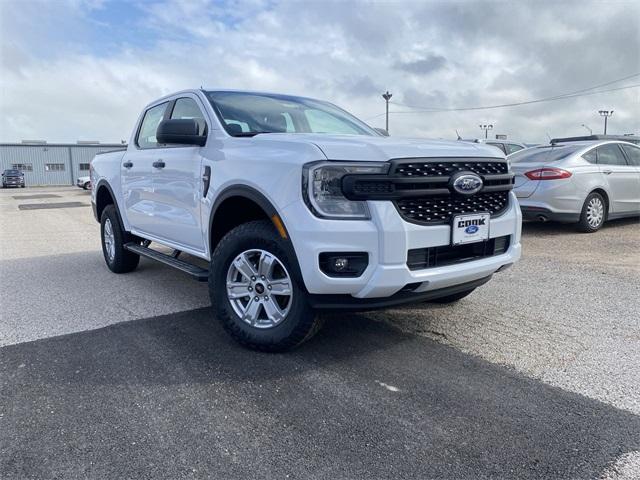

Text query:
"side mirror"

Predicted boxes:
[[374, 127, 389, 137], [156, 119, 206, 146]]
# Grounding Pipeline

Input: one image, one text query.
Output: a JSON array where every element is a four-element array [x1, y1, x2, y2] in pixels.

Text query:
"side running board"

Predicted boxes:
[[124, 243, 209, 282]]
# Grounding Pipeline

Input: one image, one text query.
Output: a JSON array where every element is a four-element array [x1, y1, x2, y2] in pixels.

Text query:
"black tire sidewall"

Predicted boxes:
[[578, 192, 605, 233], [100, 205, 139, 273], [210, 221, 317, 350]]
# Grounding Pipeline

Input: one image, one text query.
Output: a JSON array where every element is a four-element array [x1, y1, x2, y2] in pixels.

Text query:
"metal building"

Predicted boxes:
[[0, 141, 125, 186]]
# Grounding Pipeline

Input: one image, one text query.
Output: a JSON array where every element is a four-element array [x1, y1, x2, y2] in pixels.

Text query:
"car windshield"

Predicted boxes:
[[4, 170, 21, 175], [509, 145, 582, 163], [205, 91, 378, 137]]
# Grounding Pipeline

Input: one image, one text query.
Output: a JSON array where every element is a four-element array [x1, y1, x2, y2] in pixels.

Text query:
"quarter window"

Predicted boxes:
[[137, 102, 169, 148], [620, 144, 640, 166], [170, 98, 207, 136], [12, 163, 33, 171], [595, 144, 628, 166], [582, 149, 597, 164], [45, 163, 65, 171]]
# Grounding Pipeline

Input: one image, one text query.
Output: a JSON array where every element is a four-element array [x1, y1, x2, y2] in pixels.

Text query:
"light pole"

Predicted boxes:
[[581, 124, 593, 135], [598, 110, 613, 134], [479, 124, 493, 139], [382, 91, 392, 133]]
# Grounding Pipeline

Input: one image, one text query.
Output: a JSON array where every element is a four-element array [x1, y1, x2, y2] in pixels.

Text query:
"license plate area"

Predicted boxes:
[[452, 213, 490, 245]]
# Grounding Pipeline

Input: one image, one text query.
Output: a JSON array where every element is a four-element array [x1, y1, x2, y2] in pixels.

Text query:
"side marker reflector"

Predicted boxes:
[[271, 214, 288, 239]]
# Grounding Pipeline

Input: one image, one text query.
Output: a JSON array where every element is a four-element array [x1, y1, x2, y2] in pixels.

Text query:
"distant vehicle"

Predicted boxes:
[[551, 134, 640, 146], [2, 169, 25, 188], [511, 140, 640, 232], [77, 176, 91, 190], [459, 138, 527, 155]]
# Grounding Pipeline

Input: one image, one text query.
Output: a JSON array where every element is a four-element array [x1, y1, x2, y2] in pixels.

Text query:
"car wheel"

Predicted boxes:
[[100, 204, 140, 273], [83, 182, 90, 190], [577, 192, 606, 233], [210, 220, 322, 352], [428, 288, 476, 304]]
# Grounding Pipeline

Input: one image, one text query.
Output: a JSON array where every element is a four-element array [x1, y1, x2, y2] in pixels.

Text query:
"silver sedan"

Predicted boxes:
[[512, 140, 640, 232]]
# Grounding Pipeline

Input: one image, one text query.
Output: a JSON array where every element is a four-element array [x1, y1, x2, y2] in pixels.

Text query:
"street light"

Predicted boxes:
[[581, 124, 593, 135], [479, 124, 493, 139], [382, 91, 393, 133], [598, 110, 613, 134]]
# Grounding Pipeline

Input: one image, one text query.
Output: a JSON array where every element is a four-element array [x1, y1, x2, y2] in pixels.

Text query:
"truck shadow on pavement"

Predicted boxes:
[[2, 308, 639, 479]]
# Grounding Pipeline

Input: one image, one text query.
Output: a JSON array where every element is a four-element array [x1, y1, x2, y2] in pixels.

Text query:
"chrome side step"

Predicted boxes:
[[124, 243, 209, 282]]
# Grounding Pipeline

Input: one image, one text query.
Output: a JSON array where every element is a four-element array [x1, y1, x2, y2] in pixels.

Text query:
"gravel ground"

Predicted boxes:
[[1, 186, 639, 479]]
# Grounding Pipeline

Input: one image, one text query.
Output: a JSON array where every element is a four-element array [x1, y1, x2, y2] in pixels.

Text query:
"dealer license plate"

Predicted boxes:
[[452, 213, 490, 245]]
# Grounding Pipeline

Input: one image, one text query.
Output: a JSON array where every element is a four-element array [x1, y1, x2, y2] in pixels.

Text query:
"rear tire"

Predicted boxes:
[[209, 220, 322, 352], [577, 192, 606, 233], [428, 288, 475, 304], [100, 204, 140, 273]]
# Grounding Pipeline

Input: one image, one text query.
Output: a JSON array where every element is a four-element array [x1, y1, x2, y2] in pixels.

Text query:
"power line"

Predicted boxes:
[[389, 72, 640, 112]]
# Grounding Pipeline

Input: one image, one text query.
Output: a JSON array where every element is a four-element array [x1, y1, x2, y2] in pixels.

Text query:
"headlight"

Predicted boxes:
[[302, 161, 389, 219]]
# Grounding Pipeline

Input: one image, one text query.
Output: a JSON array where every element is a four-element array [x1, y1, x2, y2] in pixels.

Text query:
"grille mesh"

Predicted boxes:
[[395, 191, 509, 224], [394, 161, 508, 177]]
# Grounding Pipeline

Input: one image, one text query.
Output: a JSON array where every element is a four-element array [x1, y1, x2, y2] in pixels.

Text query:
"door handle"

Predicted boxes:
[[602, 169, 612, 175], [202, 166, 211, 197], [153, 160, 165, 169], [123, 161, 133, 169]]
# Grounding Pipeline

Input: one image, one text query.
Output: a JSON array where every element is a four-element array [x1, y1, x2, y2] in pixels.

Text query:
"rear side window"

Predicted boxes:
[[596, 144, 628, 166], [506, 144, 524, 155], [137, 102, 169, 148], [582, 149, 597, 164], [170, 98, 207, 136], [620, 144, 640, 166]]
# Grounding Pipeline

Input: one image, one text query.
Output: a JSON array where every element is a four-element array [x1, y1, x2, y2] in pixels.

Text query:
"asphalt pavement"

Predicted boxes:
[[1, 187, 639, 479]]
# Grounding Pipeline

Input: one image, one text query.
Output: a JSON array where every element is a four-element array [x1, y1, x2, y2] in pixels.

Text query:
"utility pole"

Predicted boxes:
[[479, 124, 493, 139], [382, 91, 392, 133], [598, 110, 613, 134]]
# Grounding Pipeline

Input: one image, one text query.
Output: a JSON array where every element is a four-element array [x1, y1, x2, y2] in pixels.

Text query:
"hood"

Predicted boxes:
[[250, 133, 504, 162]]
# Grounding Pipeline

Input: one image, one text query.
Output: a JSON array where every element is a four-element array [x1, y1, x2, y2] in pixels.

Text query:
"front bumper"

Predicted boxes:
[[283, 191, 522, 299]]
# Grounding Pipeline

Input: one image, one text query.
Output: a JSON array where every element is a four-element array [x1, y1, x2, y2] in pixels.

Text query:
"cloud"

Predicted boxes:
[[395, 55, 447, 75], [0, 0, 638, 144]]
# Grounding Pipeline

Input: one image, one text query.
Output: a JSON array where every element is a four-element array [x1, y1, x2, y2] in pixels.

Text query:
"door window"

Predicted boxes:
[[137, 102, 169, 148], [620, 144, 640, 166], [596, 144, 628, 166], [506, 144, 524, 154], [171, 98, 207, 135]]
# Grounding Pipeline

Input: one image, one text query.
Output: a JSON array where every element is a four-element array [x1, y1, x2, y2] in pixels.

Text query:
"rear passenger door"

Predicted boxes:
[[595, 143, 640, 213], [619, 144, 640, 213], [121, 101, 169, 235]]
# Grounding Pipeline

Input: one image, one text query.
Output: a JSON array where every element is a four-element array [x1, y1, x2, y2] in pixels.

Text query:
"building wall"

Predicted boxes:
[[0, 144, 124, 186]]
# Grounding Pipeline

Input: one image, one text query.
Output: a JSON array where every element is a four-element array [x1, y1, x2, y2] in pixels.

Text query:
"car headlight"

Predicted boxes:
[[302, 161, 389, 219]]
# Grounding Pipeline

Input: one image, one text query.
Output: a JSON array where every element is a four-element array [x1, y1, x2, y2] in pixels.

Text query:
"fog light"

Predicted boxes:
[[319, 252, 368, 278]]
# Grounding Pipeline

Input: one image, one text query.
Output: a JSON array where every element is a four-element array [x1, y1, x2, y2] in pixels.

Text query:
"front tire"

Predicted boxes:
[[83, 182, 90, 190], [100, 204, 140, 273], [209, 220, 322, 352], [577, 192, 606, 233]]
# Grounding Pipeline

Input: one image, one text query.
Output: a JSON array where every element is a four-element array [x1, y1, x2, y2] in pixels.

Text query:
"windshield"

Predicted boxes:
[[4, 170, 21, 175], [206, 91, 378, 137], [509, 145, 582, 163]]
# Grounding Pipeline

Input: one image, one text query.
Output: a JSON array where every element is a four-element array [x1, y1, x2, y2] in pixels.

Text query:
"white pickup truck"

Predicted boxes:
[[91, 89, 522, 351]]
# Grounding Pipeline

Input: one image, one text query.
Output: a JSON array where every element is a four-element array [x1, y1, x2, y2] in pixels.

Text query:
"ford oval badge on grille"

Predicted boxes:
[[452, 173, 483, 195]]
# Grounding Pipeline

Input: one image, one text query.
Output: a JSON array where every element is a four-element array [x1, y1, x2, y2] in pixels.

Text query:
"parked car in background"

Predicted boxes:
[[551, 134, 640, 146], [2, 169, 25, 188], [77, 176, 91, 190], [459, 139, 527, 155], [511, 140, 640, 232]]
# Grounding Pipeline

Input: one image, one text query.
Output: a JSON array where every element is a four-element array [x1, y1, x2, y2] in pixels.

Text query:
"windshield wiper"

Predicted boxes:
[[231, 131, 272, 137]]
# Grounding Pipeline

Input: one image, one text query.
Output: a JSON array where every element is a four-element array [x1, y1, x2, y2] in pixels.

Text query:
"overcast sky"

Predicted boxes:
[[1, 0, 638, 144]]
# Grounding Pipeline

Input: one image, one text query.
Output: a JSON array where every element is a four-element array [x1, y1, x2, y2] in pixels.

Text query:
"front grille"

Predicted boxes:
[[394, 161, 508, 177], [407, 235, 510, 271], [396, 191, 509, 224]]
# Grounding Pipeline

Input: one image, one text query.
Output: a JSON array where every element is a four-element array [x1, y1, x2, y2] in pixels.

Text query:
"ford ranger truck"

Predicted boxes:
[[91, 90, 522, 351]]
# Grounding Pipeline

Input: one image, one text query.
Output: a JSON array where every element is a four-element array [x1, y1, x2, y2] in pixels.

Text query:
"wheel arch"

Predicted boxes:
[[589, 188, 610, 218], [94, 180, 126, 227]]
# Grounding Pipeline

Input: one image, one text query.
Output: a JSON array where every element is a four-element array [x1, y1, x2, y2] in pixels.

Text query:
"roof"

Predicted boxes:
[[551, 134, 639, 144]]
